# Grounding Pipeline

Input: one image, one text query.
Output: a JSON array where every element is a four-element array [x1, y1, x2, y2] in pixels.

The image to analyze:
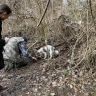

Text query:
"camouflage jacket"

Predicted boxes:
[[3, 37, 31, 62]]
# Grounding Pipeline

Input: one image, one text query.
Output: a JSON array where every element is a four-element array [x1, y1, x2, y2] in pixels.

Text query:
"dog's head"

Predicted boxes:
[[53, 50, 59, 57]]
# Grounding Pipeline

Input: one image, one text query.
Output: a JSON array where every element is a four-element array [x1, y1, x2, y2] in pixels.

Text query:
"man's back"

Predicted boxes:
[[3, 37, 24, 62]]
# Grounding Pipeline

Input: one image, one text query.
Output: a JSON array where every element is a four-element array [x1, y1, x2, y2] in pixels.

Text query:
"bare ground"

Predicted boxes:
[[0, 40, 96, 96], [0, 15, 96, 96]]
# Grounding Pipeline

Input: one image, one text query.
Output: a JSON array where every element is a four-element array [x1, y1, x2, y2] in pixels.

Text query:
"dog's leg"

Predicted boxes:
[[49, 49, 53, 59], [43, 52, 47, 59]]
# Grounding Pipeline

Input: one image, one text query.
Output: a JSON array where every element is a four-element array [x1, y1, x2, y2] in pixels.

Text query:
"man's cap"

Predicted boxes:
[[22, 36, 27, 42]]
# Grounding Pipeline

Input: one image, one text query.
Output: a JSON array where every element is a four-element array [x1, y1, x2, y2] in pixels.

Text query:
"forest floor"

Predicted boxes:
[[0, 15, 96, 96], [0, 38, 96, 96]]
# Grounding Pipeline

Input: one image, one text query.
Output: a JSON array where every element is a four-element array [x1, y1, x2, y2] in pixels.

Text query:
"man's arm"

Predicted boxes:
[[18, 42, 37, 60], [18, 42, 31, 58]]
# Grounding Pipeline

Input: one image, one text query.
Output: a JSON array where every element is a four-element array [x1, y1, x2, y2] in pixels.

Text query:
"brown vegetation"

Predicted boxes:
[[0, 0, 96, 96]]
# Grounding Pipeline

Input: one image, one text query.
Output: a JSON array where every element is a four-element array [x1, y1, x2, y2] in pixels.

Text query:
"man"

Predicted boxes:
[[0, 4, 12, 69], [3, 36, 37, 71], [0, 4, 12, 92]]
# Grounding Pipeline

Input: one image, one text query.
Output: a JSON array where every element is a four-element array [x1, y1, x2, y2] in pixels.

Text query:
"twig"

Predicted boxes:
[[37, 0, 50, 26], [27, 41, 38, 51], [71, 33, 84, 62], [89, 0, 96, 30]]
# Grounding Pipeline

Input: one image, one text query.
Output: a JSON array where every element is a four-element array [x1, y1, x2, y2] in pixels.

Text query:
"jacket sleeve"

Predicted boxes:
[[0, 39, 5, 46], [18, 42, 31, 58]]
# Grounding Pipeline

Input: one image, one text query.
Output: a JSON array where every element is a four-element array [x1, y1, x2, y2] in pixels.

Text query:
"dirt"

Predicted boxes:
[[0, 41, 96, 96], [0, 15, 96, 96], [0, 53, 96, 96]]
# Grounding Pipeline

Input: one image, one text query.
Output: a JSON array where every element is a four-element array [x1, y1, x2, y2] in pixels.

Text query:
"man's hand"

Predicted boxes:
[[5, 37, 9, 44], [32, 57, 37, 61]]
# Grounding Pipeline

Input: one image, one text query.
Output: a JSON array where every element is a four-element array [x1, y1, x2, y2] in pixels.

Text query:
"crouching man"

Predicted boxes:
[[3, 36, 37, 71]]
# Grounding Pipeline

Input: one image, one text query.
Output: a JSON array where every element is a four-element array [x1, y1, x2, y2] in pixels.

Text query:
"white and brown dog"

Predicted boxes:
[[37, 45, 59, 59]]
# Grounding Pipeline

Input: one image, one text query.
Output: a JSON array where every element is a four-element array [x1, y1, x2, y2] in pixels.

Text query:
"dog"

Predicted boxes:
[[37, 45, 59, 59]]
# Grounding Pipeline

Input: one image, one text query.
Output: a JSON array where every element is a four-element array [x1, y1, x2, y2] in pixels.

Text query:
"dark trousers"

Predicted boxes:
[[0, 52, 5, 70]]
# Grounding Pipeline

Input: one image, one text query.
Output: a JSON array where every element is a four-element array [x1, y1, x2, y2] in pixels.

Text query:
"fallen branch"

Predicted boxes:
[[37, 0, 50, 26], [27, 41, 38, 51], [89, 0, 96, 30], [54, 42, 65, 47]]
